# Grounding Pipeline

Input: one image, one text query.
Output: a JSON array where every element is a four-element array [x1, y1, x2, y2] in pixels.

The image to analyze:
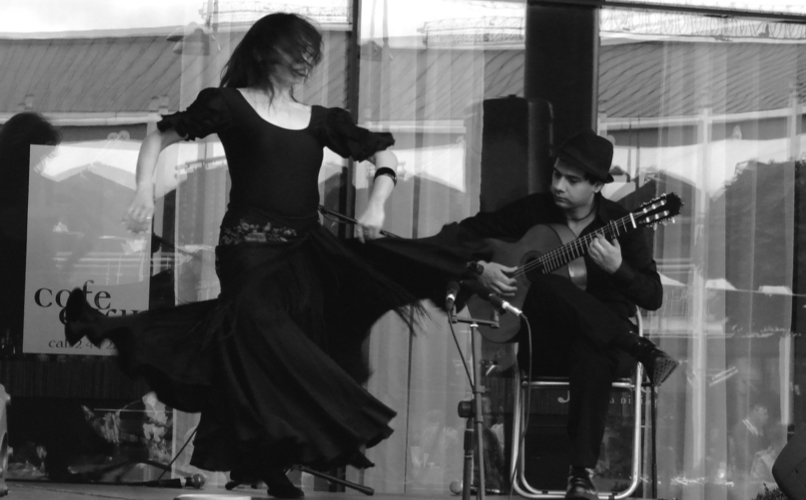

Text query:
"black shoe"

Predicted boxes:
[[565, 466, 597, 500], [264, 468, 304, 499], [630, 337, 679, 387], [64, 288, 104, 347], [228, 468, 262, 487]]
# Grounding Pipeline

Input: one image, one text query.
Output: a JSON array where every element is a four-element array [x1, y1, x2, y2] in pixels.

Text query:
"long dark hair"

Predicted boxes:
[[220, 13, 323, 98]]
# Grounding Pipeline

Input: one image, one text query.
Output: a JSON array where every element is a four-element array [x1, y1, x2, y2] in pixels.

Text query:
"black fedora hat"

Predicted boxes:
[[553, 129, 614, 183]]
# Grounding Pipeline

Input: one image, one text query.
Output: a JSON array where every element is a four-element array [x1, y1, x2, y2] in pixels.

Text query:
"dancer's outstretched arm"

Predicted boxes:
[[125, 128, 183, 232]]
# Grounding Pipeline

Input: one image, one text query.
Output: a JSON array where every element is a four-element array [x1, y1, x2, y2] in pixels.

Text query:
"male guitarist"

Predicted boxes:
[[456, 129, 678, 500]]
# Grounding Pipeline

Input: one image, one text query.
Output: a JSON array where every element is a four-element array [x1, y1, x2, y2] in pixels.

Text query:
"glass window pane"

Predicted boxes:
[[357, 0, 526, 493], [1, 1, 352, 488], [616, 0, 806, 16], [598, 5, 805, 499]]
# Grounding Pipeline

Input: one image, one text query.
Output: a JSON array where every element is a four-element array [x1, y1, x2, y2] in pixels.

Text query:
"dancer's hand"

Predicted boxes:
[[355, 201, 385, 243], [124, 189, 155, 233], [477, 261, 518, 296]]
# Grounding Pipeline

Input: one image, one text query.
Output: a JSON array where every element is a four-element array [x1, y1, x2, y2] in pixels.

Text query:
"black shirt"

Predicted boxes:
[[158, 87, 394, 219]]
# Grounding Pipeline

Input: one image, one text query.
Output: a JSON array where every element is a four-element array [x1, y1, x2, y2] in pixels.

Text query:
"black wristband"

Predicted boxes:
[[374, 167, 397, 185]]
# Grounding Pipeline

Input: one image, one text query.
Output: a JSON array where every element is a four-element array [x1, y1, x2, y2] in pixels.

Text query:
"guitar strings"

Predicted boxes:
[[508, 215, 633, 279], [509, 196, 672, 279], [509, 219, 626, 278]]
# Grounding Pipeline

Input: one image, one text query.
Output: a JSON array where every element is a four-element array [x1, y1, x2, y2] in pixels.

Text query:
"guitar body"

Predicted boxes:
[[460, 192, 682, 343], [465, 224, 587, 343]]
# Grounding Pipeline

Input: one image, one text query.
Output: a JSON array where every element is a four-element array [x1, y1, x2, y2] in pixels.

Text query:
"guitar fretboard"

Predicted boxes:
[[509, 193, 677, 279]]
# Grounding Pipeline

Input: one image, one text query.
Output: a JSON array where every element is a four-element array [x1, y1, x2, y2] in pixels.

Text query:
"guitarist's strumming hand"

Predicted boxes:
[[477, 260, 518, 297], [588, 234, 622, 274]]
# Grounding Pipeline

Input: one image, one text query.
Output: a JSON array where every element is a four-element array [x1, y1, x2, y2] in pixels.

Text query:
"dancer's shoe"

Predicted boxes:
[[264, 468, 304, 499], [226, 468, 261, 489]]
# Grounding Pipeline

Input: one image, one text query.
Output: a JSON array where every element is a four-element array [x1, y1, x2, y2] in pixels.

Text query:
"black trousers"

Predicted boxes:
[[517, 274, 636, 468]]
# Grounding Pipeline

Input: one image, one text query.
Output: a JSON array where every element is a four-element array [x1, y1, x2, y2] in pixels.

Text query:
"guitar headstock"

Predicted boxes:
[[632, 192, 683, 228]]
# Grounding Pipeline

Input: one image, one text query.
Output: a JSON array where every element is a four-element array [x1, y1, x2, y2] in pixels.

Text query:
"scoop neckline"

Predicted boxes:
[[234, 88, 315, 131]]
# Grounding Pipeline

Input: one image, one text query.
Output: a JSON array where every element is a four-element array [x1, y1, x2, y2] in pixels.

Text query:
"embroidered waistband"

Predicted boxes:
[[219, 218, 300, 246]]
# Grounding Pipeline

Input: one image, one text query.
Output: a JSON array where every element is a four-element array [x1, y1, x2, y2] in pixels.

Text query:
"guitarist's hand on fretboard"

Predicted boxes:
[[588, 234, 623, 274], [477, 260, 518, 297]]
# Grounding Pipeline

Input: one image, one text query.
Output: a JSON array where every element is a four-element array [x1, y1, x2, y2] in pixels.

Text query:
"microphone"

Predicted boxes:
[[139, 478, 183, 488], [445, 281, 461, 312], [462, 280, 524, 317], [486, 293, 524, 317]]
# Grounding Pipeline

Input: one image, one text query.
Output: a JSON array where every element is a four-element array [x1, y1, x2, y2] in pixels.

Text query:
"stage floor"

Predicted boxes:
[[3, 481, 665, 500], [3, 482, 462, 500]]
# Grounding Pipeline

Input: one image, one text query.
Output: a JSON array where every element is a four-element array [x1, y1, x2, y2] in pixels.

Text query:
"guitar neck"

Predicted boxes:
[[538, 214, 636, 274]]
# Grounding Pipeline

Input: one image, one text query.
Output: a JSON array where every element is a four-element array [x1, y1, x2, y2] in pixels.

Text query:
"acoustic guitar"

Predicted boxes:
[[465, 193, 682, 343]]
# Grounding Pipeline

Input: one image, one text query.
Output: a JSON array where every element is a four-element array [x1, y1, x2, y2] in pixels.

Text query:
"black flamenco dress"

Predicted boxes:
[[65, 87, 424, 474]]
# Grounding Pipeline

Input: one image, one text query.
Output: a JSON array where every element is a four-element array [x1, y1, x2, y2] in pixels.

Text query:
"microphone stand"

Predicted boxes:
[[297, 465, 374, 496], [451, 313, 499, 500], [225, 465, 373, 496]]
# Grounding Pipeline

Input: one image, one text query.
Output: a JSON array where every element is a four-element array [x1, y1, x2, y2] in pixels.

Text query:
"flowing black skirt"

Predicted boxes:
[[80, 210, 427, 473]]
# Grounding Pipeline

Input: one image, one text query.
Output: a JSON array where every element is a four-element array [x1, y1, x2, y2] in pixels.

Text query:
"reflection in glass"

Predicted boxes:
[[598, 6, 805, 500], [358, 0, 525, 493]]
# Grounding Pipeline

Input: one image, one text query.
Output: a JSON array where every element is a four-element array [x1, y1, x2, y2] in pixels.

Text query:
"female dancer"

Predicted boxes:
[[65, 12, 413, 498]]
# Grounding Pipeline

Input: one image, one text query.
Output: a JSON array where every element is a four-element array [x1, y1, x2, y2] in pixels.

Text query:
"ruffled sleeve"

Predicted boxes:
[[321, 107, 395, 162], [157, 88, 233, 141]]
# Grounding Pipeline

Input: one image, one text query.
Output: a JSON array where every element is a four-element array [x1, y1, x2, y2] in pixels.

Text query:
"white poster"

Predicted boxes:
[[22, 143, 151, 355]]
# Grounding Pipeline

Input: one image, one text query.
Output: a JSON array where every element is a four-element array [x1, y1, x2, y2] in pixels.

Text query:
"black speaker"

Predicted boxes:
[[480, 96, 529, 213], [773, 429, 806, 500]]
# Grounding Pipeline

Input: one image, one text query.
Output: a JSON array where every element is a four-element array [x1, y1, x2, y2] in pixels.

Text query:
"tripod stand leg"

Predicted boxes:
[[453, 319, 489, 500], [461, 417, 474, 500], [296, 466, 374, 496]]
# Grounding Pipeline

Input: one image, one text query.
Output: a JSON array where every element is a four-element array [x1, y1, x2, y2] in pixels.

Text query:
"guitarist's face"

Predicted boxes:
[[551, 159, 603, 212]]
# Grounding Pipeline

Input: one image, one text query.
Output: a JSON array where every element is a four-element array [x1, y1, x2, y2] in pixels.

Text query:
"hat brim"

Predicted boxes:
[[554, 150, 614, 184]]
